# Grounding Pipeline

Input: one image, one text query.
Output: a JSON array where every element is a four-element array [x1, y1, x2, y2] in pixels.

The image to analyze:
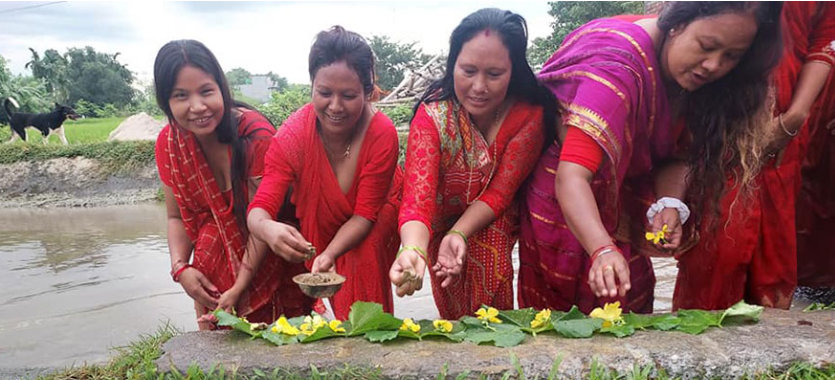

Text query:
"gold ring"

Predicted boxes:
[[603, 265, 614, 272]]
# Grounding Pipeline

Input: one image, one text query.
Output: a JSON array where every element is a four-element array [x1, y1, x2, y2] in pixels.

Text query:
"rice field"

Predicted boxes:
[[0, 117, 124, 145]]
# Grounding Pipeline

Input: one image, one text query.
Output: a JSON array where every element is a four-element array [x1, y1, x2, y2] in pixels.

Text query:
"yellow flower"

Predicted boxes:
[[271, 316, 300, 336], [328, 320, 346, 333], [399, 318, 421, 333], [530, 309, 552, 329], [300, 315, 327, 335], [433, 319, 453, 333], [590, 302, 624, 328], [475, 307, 502, 324], [645, 224, 669, 245]]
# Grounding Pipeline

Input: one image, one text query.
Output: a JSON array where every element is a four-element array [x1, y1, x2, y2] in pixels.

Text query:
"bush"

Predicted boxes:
[[380, 104, 413, 127], [258, 85, 310, 127]]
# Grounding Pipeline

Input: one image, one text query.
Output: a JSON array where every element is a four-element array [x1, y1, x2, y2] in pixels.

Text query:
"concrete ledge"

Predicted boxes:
[[156, 309, 835, 379]]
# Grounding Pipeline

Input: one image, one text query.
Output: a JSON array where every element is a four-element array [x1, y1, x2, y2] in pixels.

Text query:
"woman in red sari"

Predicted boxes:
[[154, 40, 311, 329], [390, 9, 558, 319], [520, 2, 783, 314], [675, 2, 835, 310], [248, 27, 400, 320]]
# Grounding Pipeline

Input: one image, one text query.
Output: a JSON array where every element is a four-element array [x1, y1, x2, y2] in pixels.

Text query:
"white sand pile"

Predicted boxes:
[[108, 112, 166, 141]]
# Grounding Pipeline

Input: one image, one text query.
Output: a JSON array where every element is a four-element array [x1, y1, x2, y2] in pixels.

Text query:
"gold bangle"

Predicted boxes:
[[446, 230, 468, 245], [397, 245, 428, 263]]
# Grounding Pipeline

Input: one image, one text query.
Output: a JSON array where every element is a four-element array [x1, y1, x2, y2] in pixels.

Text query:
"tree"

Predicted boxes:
[[28, 46, 136, 108], [368, 35, 431, 91], [226, 67, 252, 88], [0, 54, 49, 124], [259, 84, 310, 126], [528, 1, 644, 68], [265, 71, 289, 93]]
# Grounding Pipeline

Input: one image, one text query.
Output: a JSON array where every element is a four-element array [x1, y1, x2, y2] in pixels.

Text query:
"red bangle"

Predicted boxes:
[[590, 245, 621, 263], [171, 264, 192, 283]]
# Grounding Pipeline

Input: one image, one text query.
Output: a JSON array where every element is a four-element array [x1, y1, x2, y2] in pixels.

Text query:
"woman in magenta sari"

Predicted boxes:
[[519, 2, 783, 313]]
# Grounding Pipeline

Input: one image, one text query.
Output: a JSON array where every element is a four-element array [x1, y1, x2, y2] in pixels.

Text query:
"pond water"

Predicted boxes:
[[0, 205, 678, 369]]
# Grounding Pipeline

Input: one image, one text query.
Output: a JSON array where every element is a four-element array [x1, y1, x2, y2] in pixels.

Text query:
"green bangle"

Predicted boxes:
[[446, 230, 468, 245], [397, 245, 428, 263]]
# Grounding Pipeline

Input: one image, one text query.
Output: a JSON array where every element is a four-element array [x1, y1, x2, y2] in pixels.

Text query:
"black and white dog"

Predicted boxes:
[[2, 97, 80, 145]]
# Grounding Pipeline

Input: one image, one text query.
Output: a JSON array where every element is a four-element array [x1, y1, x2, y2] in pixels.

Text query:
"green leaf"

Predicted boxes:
[[365, 330, 399, 343], [649, 315, 681, 331], [397, 328, 421, 340], [214, 310, 260, 337], [675, 309, 722, 335], [554, 318, 603, 338], [261, 330, 297, 346], [498, 308, 538, 328], [719, 300, 764, 325], [623, 312, 653, 330], [460, 316, 484, 328], [347, 302, 402, 337], [300, 326, 339, 343], [600, 324, 635, 338], [462, 324, 526, 347], [556, 306, 585, 321]]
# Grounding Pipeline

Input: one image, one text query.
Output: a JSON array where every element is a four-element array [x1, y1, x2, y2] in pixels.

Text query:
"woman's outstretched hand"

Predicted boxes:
[[389, 249, 426, 297], [588, 248, 631, 298], [434, 233, 467, 288]]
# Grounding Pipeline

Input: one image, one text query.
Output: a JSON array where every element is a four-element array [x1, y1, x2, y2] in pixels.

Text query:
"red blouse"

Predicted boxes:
[[249, 104, 399, 223], [560, 126, 604, 173], [398, 100, 544, 234]]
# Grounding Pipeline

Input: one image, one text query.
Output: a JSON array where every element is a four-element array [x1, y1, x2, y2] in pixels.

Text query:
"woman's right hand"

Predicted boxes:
[[179, 267, 220, 310], [588, 248, 631, 298], [389, 249, 426, 297], [260, 221, 310, 263]]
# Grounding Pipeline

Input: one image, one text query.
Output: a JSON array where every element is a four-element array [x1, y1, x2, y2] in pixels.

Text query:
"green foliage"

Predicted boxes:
[[216, 300, 765, 348], [803, 302, 835, 312], [0, 140, 155, 175], [528, 1, 644, 68], [369, 35, 431, 91], [259, 84, 310, 126], [27, 46, 136, 108], [0, 54, 50, 124], [227, 67, 253, 87], [379, 104, 413, 127], [0, 116, 124, 145]]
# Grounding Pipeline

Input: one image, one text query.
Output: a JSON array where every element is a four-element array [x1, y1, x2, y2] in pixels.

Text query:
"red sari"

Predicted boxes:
[[674, 2, 835, 310], [155, 110, 312, 324], [248, 103, 400, 320], [797, 4, 835, 289], [399, 99, 544, 319]]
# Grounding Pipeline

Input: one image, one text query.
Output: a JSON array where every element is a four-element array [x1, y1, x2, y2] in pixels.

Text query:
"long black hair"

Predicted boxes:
[[153, 39, 262, 230], [657, 2, 783, 222], [414, 8, 557, 147]]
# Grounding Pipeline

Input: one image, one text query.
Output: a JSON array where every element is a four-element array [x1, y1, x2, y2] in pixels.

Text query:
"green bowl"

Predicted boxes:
[[292, 272, 346, 298]]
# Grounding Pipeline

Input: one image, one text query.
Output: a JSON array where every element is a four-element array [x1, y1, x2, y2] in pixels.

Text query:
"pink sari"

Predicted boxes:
[[519, 19, 676, 314]]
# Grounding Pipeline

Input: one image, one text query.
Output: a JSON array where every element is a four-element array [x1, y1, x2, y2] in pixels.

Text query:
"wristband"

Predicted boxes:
[[397, 245, 428, 263], [779, 113, 798, 137], [446, 230, 468, 245], [646, 197, 691, 225], [590, 245, 621, 263], [171, 264, 192, 283]]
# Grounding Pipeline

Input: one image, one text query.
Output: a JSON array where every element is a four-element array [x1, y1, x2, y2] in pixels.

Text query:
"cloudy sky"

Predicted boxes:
[[0, 1, 553, 87]]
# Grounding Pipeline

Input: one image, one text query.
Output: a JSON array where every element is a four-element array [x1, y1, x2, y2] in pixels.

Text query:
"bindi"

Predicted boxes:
[[483, 29, 491, 37]]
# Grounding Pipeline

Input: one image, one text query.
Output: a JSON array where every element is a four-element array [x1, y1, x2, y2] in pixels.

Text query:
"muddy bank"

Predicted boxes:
[[0, 157, 159, 208]]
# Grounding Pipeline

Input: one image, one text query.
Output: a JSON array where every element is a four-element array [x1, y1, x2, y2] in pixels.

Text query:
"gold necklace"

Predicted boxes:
[[319, 123, 354, 159], [465, 106, 502, 205]]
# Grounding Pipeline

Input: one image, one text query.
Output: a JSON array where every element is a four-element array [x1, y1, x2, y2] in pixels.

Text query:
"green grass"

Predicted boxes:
[[0, 140, 156, 174], [0, 117, 124, 145], [32, 325, 835, 380]]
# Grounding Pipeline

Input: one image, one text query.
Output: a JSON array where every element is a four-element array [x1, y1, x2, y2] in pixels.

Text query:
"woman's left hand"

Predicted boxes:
[[652, 207, 682, 251], [433, 233, 467, 288]]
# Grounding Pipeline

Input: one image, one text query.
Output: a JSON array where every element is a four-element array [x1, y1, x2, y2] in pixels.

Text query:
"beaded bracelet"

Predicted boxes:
[[397, 245, 428, 263], [446, 230, 468, 245], [171, 264, 193, 283]]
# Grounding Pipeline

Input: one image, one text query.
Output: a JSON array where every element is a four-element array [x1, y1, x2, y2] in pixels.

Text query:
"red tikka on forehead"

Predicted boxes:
[[484, 29, 491, 37]]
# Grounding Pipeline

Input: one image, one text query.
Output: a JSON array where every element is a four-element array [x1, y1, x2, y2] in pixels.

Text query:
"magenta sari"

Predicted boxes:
[[518, 19, 676, 314]]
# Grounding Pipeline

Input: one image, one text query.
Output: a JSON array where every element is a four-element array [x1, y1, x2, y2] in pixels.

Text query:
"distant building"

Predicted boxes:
[[238, 75, 279, 103]]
